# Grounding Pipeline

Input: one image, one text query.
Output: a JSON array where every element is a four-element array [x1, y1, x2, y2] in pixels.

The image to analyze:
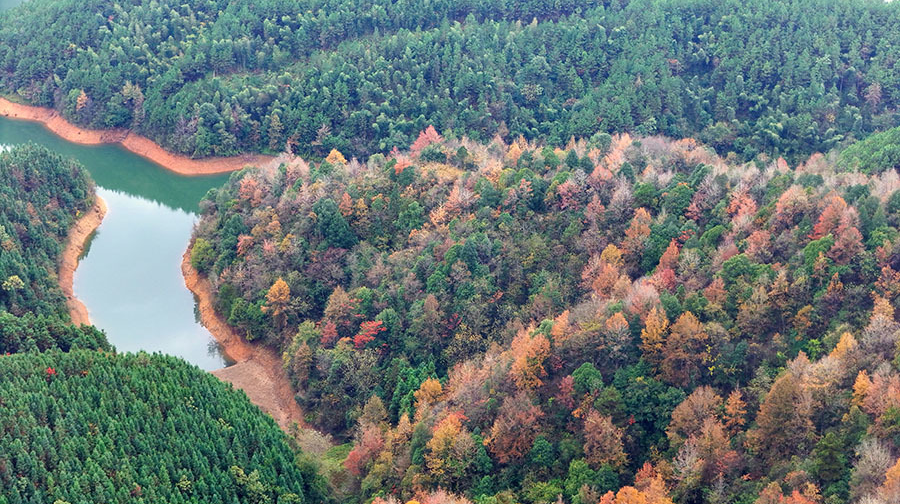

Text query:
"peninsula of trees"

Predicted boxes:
[[190, 126, 900, 503], [0, 144, 107, 352]]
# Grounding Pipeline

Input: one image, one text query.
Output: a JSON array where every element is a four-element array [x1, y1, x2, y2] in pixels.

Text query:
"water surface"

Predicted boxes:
[[0, 0, 25, 12], [0, 116, 232, 370]]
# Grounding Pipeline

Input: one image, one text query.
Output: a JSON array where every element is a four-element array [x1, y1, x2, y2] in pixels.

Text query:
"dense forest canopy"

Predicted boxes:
[[0, 143, 93, 318], [1, 0, 899, 161], [838, 124, 900, 174], [0, 350, 327, 504], [193, 130, 900, 504], [6, 0, 900, 503], [0, 144, 108, 353]]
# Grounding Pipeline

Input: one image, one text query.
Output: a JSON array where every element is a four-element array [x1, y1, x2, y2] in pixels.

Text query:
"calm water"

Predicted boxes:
[[0, 116, 232, 370], [0, 0, 25, 12]]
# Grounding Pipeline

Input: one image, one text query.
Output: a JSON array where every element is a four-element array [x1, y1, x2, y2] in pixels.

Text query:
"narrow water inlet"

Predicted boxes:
[[74, 188, 232, 370], [0, 116, 232, 370]]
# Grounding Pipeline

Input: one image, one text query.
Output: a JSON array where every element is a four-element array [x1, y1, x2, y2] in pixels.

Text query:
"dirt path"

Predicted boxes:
[[59, 197, 107, 326], [0, 97, 273, 175], [181, 246, 306, 431]]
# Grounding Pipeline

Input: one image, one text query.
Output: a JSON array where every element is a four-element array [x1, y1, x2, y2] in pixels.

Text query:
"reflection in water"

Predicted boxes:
[[0, 117, 229, 213], [75, 189, 231, 370], [0, 117, 232, 370], [0, 0, 25, 12]]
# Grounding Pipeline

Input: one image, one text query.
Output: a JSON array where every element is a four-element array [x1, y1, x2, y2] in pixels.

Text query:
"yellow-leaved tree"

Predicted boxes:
[[640, 306, 669, 367], [326, 148, 347, 165], [425, 413, 475, 487], [264, 277, 290, 327]]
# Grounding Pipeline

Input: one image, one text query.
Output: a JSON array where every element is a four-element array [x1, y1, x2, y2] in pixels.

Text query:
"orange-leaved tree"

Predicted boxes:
[[508, 326, 550, 392], [660, 311, 709, 387], [488, 392, 543, 464]]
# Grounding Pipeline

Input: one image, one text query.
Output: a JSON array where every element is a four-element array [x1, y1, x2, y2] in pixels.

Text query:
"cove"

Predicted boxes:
[[0, 116, 232, 370]]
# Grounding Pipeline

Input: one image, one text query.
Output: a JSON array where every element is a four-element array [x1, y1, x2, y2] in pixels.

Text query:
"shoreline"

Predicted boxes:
[[181, 244, 306, 432], [60, 196, 107, 326], [21, 91, 307, 433], [0, 97, 273, 176]]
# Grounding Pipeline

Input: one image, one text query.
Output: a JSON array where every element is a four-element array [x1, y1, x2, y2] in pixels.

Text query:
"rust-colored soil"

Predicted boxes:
[[0, 97, 273, 175], [59, 197, 106, 326], [16, 93, 304, 431], [182, 246, 306, 431]]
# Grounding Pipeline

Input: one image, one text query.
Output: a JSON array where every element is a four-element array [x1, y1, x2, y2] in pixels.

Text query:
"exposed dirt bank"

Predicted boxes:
[[0, 97, 273, 175], [60, 197, 106, 326], [181, 246, 305, 432]]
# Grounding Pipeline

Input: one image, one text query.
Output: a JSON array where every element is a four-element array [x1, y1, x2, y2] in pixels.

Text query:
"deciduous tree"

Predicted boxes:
[[326, 148, 347, 165], [489, 392, 544, 464], [264, 277, 290, 326], [660, 312, 709, 387], [641, 307, 669, 366], [584, 410, 627, 469], [747, 372, 813, 464], [509, 327, 550, 392]]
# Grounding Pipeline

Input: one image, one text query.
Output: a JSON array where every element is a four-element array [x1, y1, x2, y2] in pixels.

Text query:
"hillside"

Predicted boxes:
[[5, 1, 900, 503], [1, 0, 899, 161], [0, 143, 94, 318], [191, 131, 900, 503], [838, 125, 900, 174], [0, 350, 327, 504], [0, 144, 108, 352]]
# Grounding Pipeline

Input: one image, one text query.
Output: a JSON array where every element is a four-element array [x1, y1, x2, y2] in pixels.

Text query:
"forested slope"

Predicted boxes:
[[193, 132, 900, 503], [1, 0, 899, 161], [0, 144, 94, 318], [0, 144, 108, 352], [0, 350, 327, 504], [838, 124, 900, 174]]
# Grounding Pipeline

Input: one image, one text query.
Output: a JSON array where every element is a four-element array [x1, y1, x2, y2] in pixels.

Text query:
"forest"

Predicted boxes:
[[0, 350, 327, 504], [1, 0, 899, 161], [3, 0, 900, 503], [192, 129, 900, 504], [0, 144, 108, 352]]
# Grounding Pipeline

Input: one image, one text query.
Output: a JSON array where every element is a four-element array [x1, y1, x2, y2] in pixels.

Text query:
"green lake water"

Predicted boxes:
[[0, 0, 25, 12], [0, 116, 233, 370]]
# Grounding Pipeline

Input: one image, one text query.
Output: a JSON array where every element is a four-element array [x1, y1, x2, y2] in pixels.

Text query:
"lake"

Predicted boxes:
[[0, 116, 232, 370], [0, 0, 24, 12]]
